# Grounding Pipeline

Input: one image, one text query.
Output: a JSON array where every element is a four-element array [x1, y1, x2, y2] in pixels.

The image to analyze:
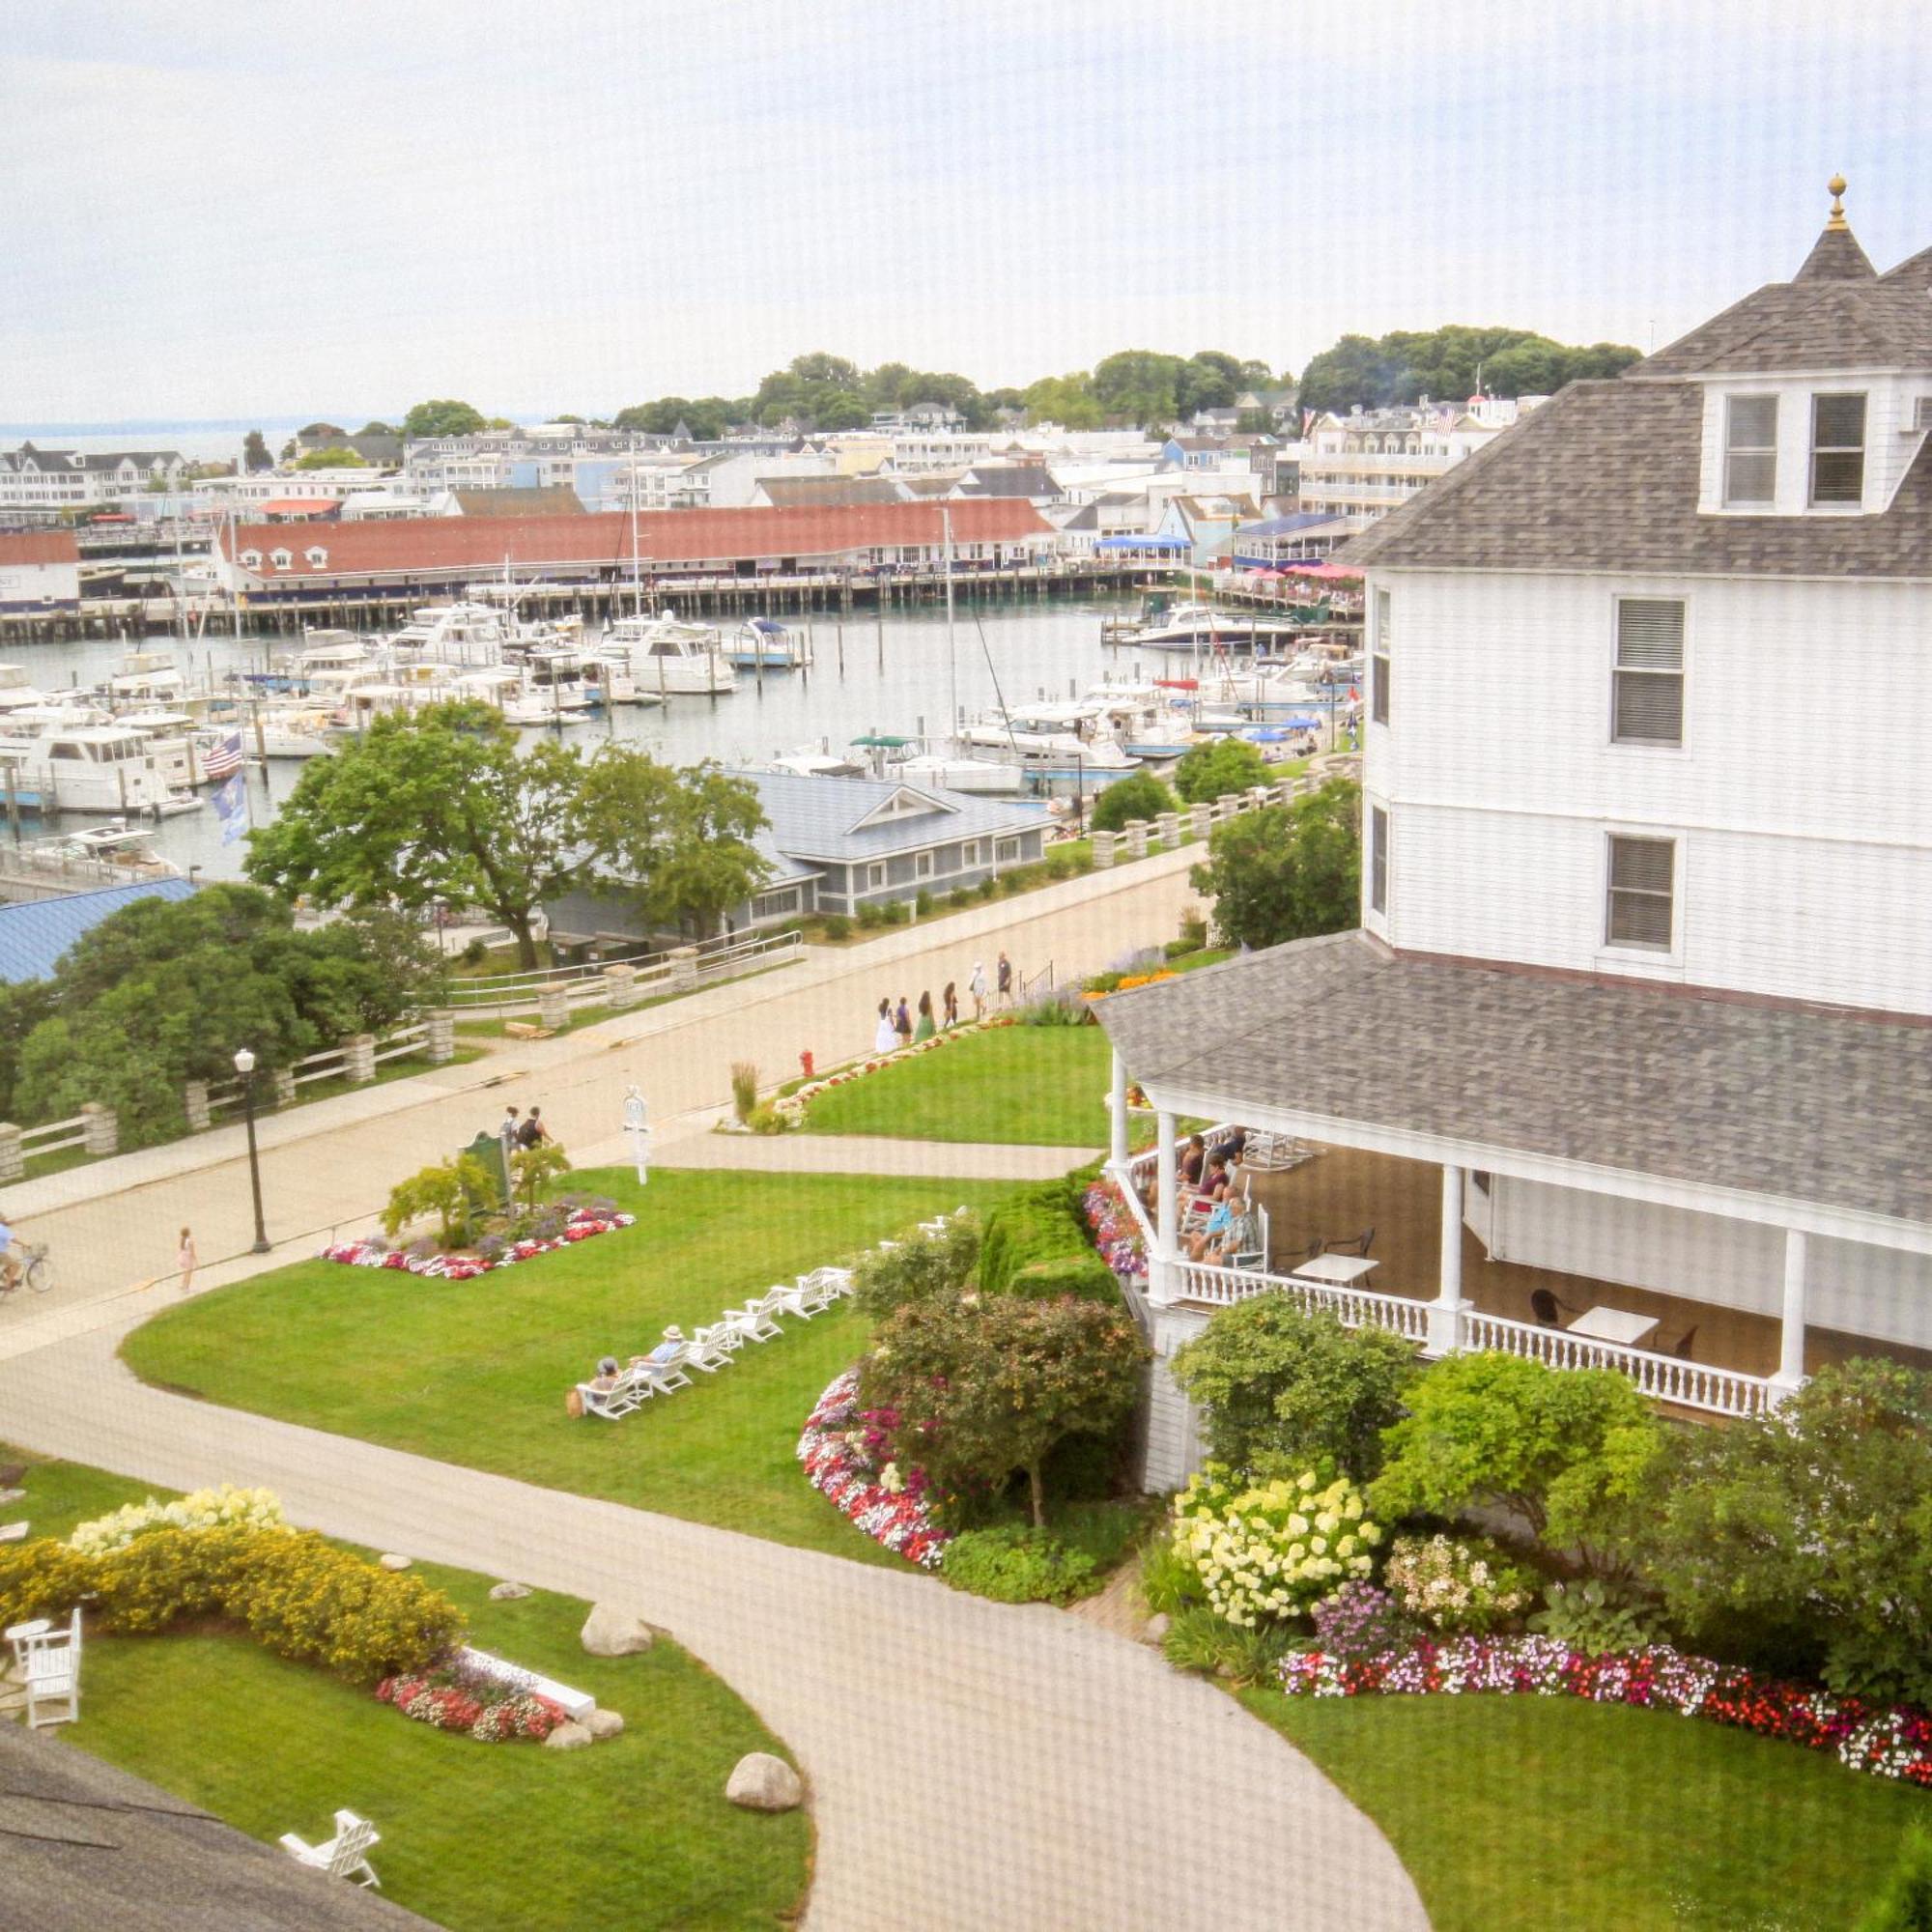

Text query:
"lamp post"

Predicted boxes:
[[233, 1047, 270, 1253]]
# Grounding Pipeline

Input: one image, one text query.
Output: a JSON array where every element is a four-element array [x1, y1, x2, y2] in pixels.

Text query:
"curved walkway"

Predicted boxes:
[[0, 1313, 1427, 1932]]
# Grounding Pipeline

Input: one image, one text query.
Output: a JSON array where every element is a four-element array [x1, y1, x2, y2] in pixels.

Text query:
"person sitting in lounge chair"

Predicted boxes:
[[1186, 1193, 1237, 1262], [1204, 1200, 1262, 1268], [588, 1356, 624, 1394], [642, 1326, 685, 1366]]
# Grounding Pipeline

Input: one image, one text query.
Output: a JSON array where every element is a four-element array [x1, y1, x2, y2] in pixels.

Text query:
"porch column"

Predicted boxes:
[[1772, 1228, 1809, 1398], [1424, 1163, 1470, 1357], [1109, 1047, 1130, 1169], [1152, 1108, 1179, 1302]]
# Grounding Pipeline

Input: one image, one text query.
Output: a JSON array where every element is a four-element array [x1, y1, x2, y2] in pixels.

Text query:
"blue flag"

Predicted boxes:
[[214, 772, 249, 845]]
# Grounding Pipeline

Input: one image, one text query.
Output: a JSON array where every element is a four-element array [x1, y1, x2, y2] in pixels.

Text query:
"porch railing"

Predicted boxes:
[[1177, 1260, 1433, 1345]]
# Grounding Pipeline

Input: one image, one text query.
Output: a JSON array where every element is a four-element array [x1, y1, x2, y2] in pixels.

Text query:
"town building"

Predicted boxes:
[[1295, 401, 1525, 533], [1229, 510, 1351, 567], [1096, 181, 1932, 1486], [0, 530, 82, 616], [0, 443, 187, 514]]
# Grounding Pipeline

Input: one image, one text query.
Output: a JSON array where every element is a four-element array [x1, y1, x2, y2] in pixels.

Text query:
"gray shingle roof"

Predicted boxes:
[[1095, 930, 1932, 1228], [728, 769, 1048, 860], [1341, 377, 1932, 578], [956, 466, 1060, 499]]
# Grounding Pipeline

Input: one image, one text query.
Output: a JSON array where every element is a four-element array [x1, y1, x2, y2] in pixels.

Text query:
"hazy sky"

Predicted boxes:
[[3, 0, 1927, 424]]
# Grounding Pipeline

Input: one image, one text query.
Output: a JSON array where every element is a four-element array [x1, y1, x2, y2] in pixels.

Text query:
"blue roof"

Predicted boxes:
[[1095, 534, 1189, 551], [726, 769, 1048, 862], [0, 879, 197, 984], [1236, 512, 1339, 538]]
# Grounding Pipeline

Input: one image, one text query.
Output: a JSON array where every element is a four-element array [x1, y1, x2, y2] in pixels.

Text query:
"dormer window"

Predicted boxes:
[[304, 546, 328, 566], [1722, 397, 1776, 505], [239, 549, 262, 568], [270, 548, 293, 569], [1808, 393, 1865, 506]]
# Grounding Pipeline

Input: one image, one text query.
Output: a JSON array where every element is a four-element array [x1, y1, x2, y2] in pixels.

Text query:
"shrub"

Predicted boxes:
[[68, 1485, 288, 1557], [1161, 1605, 1295, 1683], [941, 1526, 1097, 1605], [1139, 1537, 1199, 1617], [729, 1060, 759, 1124], [1384, 1533, 1538, 1635], [1174, 736, 1271, 805], [1189, 780, 1360, 951], [855, 901, 887, 929], [0, 1541, 94, 1632], [1008, 1251, 1121, 1305], [1310, 1581, 1418, 1659], [510, 1140, 571, 1209], [915, 890, 934, 917], [881, 899, 910, 926], [945, 889, 973, 910], [1018, 985, 1087, 1026], [1090, 771, 1178, 835], [975, 876, 1000, 901], [461, 937, 489, 966], [820, 913, 852, 940], [1172, 1465, 1380, 1628], [1044, 849, 1076, 881], [977, 1181, 1093, 1293], [746, 1101, 787, 1135], [381, 1151, 497, 1247], [1529, 1577, 1659, 1655], [851, 1214, 980, 1321], [1177, 908, 1208, 951], [1857, 1829, 1932, 1932]]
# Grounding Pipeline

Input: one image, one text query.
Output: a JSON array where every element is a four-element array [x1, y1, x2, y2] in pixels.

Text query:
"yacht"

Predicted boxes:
[[958, 702, 1139, 777], [387, 603, 508, 667], [883, 750, 1026, 795], [729, 617, 812, 670], [0, 666, 51, 716], [0, 721, 179, 814], [600, 612, 735, 696], [99, 649, 189, 710], [1101, 602, 1302, 653], [24, 821, 185, 880]]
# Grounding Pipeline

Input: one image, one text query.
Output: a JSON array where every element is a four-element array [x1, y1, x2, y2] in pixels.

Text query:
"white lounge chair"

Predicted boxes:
[[723, 1303, 782, 1344], [630, 1357, 693, 1396], [799, 1265, 854, 1306], [577, 1376, 644, 1420], [1240, 1130, 1316, 1173], [279, 1809, 381, 1888], [5, 1609, 80, 1729], [762, 1282, 814, 1321], [681, 1328, 738, 1373]]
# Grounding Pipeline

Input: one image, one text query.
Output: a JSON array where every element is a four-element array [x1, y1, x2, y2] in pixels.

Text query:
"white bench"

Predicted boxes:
[[456, 1644, 596, 1721]]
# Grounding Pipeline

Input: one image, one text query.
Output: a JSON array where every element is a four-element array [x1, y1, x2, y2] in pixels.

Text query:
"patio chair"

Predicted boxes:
[[279, 1809, 381, 1889], [5, 1608, 81, 1729], [576, 1376, 644, 1421], [798, 1266, 854, 1308], [1331, 1227, 1375, 1259], [761, 1281, 814, 1322]]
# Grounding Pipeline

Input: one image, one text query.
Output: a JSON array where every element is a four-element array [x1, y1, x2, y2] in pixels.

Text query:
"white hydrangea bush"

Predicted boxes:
[[67, 1485, 290, 1557], [1172, 1464, 1379, 1628]]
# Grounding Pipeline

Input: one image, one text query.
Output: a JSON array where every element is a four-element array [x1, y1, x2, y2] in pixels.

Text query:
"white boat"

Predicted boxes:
[[0, 666, 51, 716], [247, 705, 338, 758], [99, 649, 189, 709], [1102, 602, 1303, 652], [958, 704, 1139, 776], [730, 617, 812, 669], [387, 603, 508, 667], [25, 820, 185, 879], [0, 722, 179, 814], [885, 751, 1026, 795], [602, 612, 736, 696]]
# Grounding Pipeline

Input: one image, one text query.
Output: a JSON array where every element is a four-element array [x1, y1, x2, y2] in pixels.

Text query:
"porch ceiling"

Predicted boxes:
[[1098, 931, 1932, 1241]]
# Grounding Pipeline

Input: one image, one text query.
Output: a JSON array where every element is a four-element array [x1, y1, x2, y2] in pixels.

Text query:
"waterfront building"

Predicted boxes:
[[1295, 400, 1528, 533], [1229, 510, 1350, 567], [0, 443, 187, 514], [0, 532, 82, 615], [1096, 181, 1932, 1484]]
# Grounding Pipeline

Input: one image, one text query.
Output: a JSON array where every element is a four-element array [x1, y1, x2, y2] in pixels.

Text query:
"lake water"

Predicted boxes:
[[0, 597, 1152, 880]]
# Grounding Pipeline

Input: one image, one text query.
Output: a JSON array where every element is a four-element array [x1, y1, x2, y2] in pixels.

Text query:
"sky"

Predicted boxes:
[[2, 0, 1927, 425]]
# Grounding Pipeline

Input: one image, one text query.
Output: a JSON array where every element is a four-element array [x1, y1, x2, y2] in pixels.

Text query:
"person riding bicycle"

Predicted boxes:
[[0, 1219, 20, 1293]]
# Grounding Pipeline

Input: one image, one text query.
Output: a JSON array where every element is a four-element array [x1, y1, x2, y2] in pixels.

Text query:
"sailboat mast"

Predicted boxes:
[[629, 436, 642, 617], [943, 505, 957, 737]]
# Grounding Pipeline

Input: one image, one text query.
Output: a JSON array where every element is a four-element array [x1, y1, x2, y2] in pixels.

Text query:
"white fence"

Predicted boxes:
[[444, 928, 802, 1018]]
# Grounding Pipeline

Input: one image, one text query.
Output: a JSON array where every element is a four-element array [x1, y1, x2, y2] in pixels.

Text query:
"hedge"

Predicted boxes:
[[1009, 1251, 1122, 1303], [978, 1173, 1121, 1304]]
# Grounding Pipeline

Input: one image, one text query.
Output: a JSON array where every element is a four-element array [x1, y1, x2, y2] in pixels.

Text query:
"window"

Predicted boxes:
[[1605, 835, 1675, 950], [1371, 588, 1390, 725], [960, 840, 980, 867], [1369, 805, 1388, 916], [239, 549, 261, 567], [865, 863, 886, 891], [752, 886, 800, 920], [269, 549, 292, 569], [304, 546, 328, 566], [995, 838, 1020, 863], [915, 850, 933, 879], [1722, 396, 1776, 504], [1809, 392, 1866, 506], [1612, 599, 1685, 745]]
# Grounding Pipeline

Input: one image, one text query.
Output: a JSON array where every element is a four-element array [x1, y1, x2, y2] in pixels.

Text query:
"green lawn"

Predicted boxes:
[[124, 1169, 1019, 1566], [1243, 1687, 1927, 1932], [5, 1451, 810, 1931]]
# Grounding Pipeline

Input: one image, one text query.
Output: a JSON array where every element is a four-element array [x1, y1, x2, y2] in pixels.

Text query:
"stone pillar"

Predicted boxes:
[[344, 1034, 378, 1084], [1189, 801, 1213, 841], [79, 1102, 118, 1157], [1091, 829, 1117, 870], [1425, 1164, 1470, 1357], [602, 964, 639, 1011], [184, 1080, 211, 1132], [1123, 819, 1149, 861], [0, 1124, 23, 1182], [1156, 810, 1180, 850], [425, 1011, 455, 1065], [668, 947, 699, 994], [1152, 1108, 1179, 1303], [271, 1066, 297, 1108], [1274, 779, 1299, 808], [1109, 1046, 1130, 1169], [1773, 1229, 1809, 1398], [537, 984, 570, 1032]]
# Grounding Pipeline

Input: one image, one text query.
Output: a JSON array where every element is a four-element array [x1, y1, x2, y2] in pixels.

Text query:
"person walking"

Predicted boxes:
[[996, 952, 1013, 1008], [968, 960, 988, 1021], [177, 1227, 197, 1295], [873, 998, 897, 1055], [913, 990, 936, 1042], [894, 996, 914, 1044], [517, 1106, 552, 1150], [942, 980, 958, 1029]]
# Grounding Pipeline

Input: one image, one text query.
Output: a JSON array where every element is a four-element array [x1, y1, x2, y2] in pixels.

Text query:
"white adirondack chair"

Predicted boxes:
[[630, 1356, 693, 1397], [6, 1609, 81, 1728], [723, 1302, 782, 1344], [279, 1809, 381, 1888], [577, 1375, 643, 1420], [682, 1327, 738, 1373], [798, 1266, 853, 1310]]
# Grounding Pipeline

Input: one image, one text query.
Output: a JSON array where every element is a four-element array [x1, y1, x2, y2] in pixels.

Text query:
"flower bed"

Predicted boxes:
[[321, 1206, 635, 1281], [377, 1661, 569, 1745], [1279, 1636, 1932, 1786], [68, 1485, 288, 1557], [1081, 1175, 1148, 1279], [775, 1016, 1017, 1127], [797, 1368, 950, 1569]]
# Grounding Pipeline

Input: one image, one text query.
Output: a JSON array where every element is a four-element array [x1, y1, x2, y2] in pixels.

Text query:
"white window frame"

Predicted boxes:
[[960, 839, 980, 867], [1721, 395, 1776, 507], [1610, 597, 1687, 749], [995, 837, 1021, 863], [1808, 391, 1866, 509], [269, 548, 292, 569], [1603, 832, 1678, 955], [1369, 803, 1388, 918], [914, 850, 934, 879], [1371, 587, 1390, 726], [865, 862, 886, 892]]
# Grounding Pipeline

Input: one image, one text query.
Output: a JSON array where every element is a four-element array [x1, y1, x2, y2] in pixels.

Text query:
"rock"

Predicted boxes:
[[377, 1552, 412, 1572], [0, 1489, 25, 1507], [542, 1720, 594, 1752], [0, 1463, 25, 1489], [725, 1752, 804, 1812], [580, 1603, 654, 1657], [0, 1522, 26, 1544], [1141, 1612, 1171, 1646], [488, 1580, 532, 1601], [585, 1707, 625, 1741]]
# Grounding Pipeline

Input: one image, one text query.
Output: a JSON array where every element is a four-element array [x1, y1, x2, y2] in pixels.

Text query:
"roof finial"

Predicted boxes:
[[1827, 173, 1848, 231]]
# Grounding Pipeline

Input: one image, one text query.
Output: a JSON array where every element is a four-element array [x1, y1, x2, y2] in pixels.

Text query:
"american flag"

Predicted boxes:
[[202, 732, 243, 782]]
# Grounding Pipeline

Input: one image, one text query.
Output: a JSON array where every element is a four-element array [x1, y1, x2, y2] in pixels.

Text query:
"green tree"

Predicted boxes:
[[1372, 1352, 1665, 1566], [1092, 350, 1185, 427], [296, 421, 346, 440], [851, 1214, 981, 1321], [1858, 1829, 1932, 1932], [382, 1153, 497, 1248], [1021, 372, 1103, 430], [1088, 771, 1177, 835], [1190, 778, 1360, 949], [611, 397, 731, 441], [1294, 334, 1406, 413], [865, 1294, 1147, 1526], [511, 1140, 572, 1208], [400, 399, 488, 440], [355, 420, 396, 437], [571, 748, 768, 940], [1173, 737, 1270, 805], [241, 430, 272, 473], [245, 701, 584, 970], [1172, 1300, 1418, 1481], [1177, 350, 1244, 415], [292, 446, 369, 470]]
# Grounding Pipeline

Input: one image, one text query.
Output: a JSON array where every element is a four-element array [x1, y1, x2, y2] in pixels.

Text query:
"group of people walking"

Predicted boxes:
[[872, 952, 1014, 1053]]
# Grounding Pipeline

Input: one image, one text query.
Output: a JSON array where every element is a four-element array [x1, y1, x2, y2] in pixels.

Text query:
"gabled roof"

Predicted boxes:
[[1236, 511, 1343, 538], [727, 769, 1047, 860], [756, 476, 906, 508], [955, 465, 1060, 498], [449, 487, 583, 518], [0, 879, 197, 982]]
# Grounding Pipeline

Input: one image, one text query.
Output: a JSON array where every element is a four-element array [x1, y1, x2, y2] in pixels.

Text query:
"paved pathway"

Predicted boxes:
[[0, 1312, 1426, 1932]]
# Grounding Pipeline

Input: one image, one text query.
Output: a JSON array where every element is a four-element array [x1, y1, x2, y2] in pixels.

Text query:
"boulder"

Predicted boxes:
[[377, 1552, 412, 1572], [585, 1707, 626, 1741], [580, 1603, 654, 1658], [0, 1523, 26, 1544], [0, 1463, 25, 1489], [542, 1720, 594, 1752], [488, 1580, 533, 1601], [725, 1752, 804, 1812], [0, 1489, 25, 1507]]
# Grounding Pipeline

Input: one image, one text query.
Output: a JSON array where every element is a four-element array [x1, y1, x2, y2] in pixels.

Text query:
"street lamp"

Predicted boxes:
[[233, 1047, 270, 1253]]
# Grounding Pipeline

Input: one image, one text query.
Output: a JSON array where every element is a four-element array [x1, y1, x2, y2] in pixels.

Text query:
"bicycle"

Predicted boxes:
[[0, 1243, 52, 1301]]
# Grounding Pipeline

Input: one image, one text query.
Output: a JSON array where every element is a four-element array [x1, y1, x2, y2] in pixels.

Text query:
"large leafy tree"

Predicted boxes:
[[1092, 350, 1185, 427], [292, 446, 369, 470], [241, 430, 272, 473], [400, 398, 489, 440], [1297, 326, 1640, 413], [1173, 737, 1270, 805], [611, 397, 734, 440], [1021, 372, 1103, 430], [1191, 778, 1360, 949], [245, 701, 583, 969], [1088, 771, 1177, 835]]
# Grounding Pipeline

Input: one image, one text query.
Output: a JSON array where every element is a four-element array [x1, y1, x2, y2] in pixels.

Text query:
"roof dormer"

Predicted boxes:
[[850, 784, 952, 831]]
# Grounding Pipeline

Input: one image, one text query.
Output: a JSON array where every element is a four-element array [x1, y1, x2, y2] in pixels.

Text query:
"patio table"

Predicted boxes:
[[1291, 1253, 1379, 1288], [1566, 1305, 1660, 1347]]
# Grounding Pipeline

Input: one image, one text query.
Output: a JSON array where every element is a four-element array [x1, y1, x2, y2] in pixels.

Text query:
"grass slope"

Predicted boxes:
[[1245, 1687, 1925, 1932], [7, 1452, 809, 1931], [124, 1169, 1017, 1566]]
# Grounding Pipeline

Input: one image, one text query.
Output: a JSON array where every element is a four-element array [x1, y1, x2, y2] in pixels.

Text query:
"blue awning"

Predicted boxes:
[[1095, 534, 1190, 551]]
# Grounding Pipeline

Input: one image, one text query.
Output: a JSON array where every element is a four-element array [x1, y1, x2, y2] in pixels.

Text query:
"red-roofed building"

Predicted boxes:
[[0, 530, 81, 613], [214, 501, 1055, 601]]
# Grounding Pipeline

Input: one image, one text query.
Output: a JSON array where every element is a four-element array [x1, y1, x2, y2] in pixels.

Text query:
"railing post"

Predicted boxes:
[[344, 1034, 377, 1084], [425, 1011, 455, 1065], [1090, 829, 1117, 870], [602, 964, 639, 1011], [0, 1123, 22, 1182], [1189, 801, 1213, 841], [271, 1065, 297, 1107], [668, 946, 698, 994], [1123, 819, 1149, 861], [184, 1080, 211, 1132], [79, 1102, 118, 1157], [1155, 810, 1180, 850], [1424, 1163, 1470, 1358], [536, 984, 571, 1032]]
